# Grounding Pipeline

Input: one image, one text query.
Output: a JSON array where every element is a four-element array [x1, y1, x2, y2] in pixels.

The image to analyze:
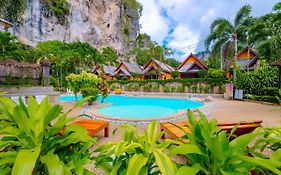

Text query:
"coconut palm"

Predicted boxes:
[[205, 4, 255, 69]]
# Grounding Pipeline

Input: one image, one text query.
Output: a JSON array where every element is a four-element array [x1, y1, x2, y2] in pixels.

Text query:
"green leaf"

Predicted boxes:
[[12, 147, 40, 175], [169, 144, 204, 155], [73, 96, 92, 109], [126, 154, 148, 175], [41, 150, 65, 175], [153, 149, 176, 175], [175, 164, 202, 175]]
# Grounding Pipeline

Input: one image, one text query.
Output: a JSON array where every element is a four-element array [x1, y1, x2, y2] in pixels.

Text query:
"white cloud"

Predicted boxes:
[[138, 0, 169, 43], [137, 0, 277, 60], [200, 8, 215, 23], [167, 25, 199, 61]]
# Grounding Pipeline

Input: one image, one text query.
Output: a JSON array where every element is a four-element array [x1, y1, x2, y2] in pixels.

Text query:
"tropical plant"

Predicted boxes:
[[0, 96, 96, 174], [0, 0, 27, 22], [171, 71, 180, 79], [169, 110, 281, 175], [191, 85, 198, 93], [66, 71, 102, 100], [235, 61, 278, 95], [101, 47, 119, 66], [114, 74, 121, 80], [205, 4, 255, 69], [207, 69, 225, 79], [93, 121, 180, 175], [99, 73, 110, 103], [80, 87, 100, 105]]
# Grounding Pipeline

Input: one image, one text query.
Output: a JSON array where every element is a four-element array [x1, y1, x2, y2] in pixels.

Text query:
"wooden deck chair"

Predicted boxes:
[[60, 119, 109, 137], [160, 120, 262, 143]]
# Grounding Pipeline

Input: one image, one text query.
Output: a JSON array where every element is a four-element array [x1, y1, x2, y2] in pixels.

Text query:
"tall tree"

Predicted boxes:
[[205, 4, 255, 69]]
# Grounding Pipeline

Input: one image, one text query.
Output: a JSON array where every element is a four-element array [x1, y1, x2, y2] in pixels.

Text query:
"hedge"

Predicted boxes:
[[244, 94, 280, 104], [108, 78, 230, 86]]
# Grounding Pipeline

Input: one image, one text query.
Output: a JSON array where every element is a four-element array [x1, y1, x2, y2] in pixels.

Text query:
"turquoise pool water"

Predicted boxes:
[[59, 95, 204, 119]]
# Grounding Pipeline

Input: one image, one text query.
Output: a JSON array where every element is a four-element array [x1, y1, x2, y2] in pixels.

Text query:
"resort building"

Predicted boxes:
[[236, 47, 259, 71], [114, 62, 144, 80], [177, 54, 208, 78], [143, 59, 174, 80], [92, 65, 116, 80], [0, 18, 12, 32]]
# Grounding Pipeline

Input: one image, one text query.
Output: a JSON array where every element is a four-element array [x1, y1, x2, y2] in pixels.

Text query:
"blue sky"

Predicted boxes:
[[137, 0, 278, 61]]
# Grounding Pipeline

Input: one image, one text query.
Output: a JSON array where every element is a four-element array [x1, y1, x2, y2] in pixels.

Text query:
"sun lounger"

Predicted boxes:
[[160, 120, 262, 143], [61, 120, 109, 137]]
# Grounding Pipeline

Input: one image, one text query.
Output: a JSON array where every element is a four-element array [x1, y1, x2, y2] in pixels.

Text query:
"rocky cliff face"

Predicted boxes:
[[15, 0, 140, 57]]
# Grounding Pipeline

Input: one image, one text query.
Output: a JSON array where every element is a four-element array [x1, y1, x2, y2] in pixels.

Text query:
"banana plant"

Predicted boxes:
[[169, 110, 281, 175], [0, 96, 97, 175], [93, 121, 181, 175]]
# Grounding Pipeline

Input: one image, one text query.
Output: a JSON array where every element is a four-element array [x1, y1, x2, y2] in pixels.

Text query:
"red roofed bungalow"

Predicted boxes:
[[177, 53, 208, 78]]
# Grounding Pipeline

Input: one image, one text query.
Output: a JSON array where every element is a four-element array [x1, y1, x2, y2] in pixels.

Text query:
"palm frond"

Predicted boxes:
[[234, 4, 252, 28]]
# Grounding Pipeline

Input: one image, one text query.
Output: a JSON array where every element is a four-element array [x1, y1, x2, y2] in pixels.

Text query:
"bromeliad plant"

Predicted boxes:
[[93, 122, 182, 175], [169, 110, 281, 175], [0, 96, 97, 175]]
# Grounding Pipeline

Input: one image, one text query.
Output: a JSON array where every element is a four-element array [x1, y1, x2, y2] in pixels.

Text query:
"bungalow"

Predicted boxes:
[[177, 53, 208, 78], [92, 65, 116, 80], [143, 59, 174, 80], [236, 47, 258, 71], [114, 62, 143, 80], [0, 18, 12, 32]]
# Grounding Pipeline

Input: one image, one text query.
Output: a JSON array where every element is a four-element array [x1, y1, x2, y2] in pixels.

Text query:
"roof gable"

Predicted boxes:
[[177, 53, 207, 70], [143, 59, 174, 73], [237, 47, 257, 60]]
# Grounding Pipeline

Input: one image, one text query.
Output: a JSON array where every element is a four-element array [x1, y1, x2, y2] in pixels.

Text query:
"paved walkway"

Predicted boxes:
[[57, 97, 280, 144]]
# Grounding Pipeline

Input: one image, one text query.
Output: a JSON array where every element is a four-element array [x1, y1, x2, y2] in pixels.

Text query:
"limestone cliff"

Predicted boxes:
[[15, 0, 140, 57]]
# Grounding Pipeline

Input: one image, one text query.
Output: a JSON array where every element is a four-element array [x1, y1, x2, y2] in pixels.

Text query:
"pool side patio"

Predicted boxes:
[[56, 97, 280, 145]]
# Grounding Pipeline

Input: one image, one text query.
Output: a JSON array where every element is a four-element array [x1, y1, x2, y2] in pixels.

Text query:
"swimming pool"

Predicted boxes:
[[60, 95, 204, 119]]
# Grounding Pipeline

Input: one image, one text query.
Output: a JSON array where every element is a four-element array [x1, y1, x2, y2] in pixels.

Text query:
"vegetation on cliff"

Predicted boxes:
[[0, 0, 69, 24]]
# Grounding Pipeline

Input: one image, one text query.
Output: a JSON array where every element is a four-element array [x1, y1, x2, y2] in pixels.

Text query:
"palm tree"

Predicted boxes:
[[205, 4, 255, 70]]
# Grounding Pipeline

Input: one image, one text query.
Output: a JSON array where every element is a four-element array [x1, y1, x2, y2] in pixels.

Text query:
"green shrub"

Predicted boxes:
[[81, 87, 100, 105], [207, 69, 225, 78], [191, 85, 198, 93], [236, 62, 278, 95], [171, 71, 180, 79], [50, 76, 59, 87], [198, 70, 208, 78], [144, 83, 152, 92], [0, 96, 96, 174], [176, 85, 185, 93], [244, 94, 280, 104], [114, 74, 121, 80], [261, 87, 279, 96], [169, 110, 281, 175], [94, 121, 179, 174], [121, 76, 129, 80], [199, 84, 205, 93], [152, 84, 159, 92], [110, 84, 117, 91], [66, 71, 102, 100], [163, 85, 170, 92], [204, 84, 210, 94], [171, 86, 176, 92]]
